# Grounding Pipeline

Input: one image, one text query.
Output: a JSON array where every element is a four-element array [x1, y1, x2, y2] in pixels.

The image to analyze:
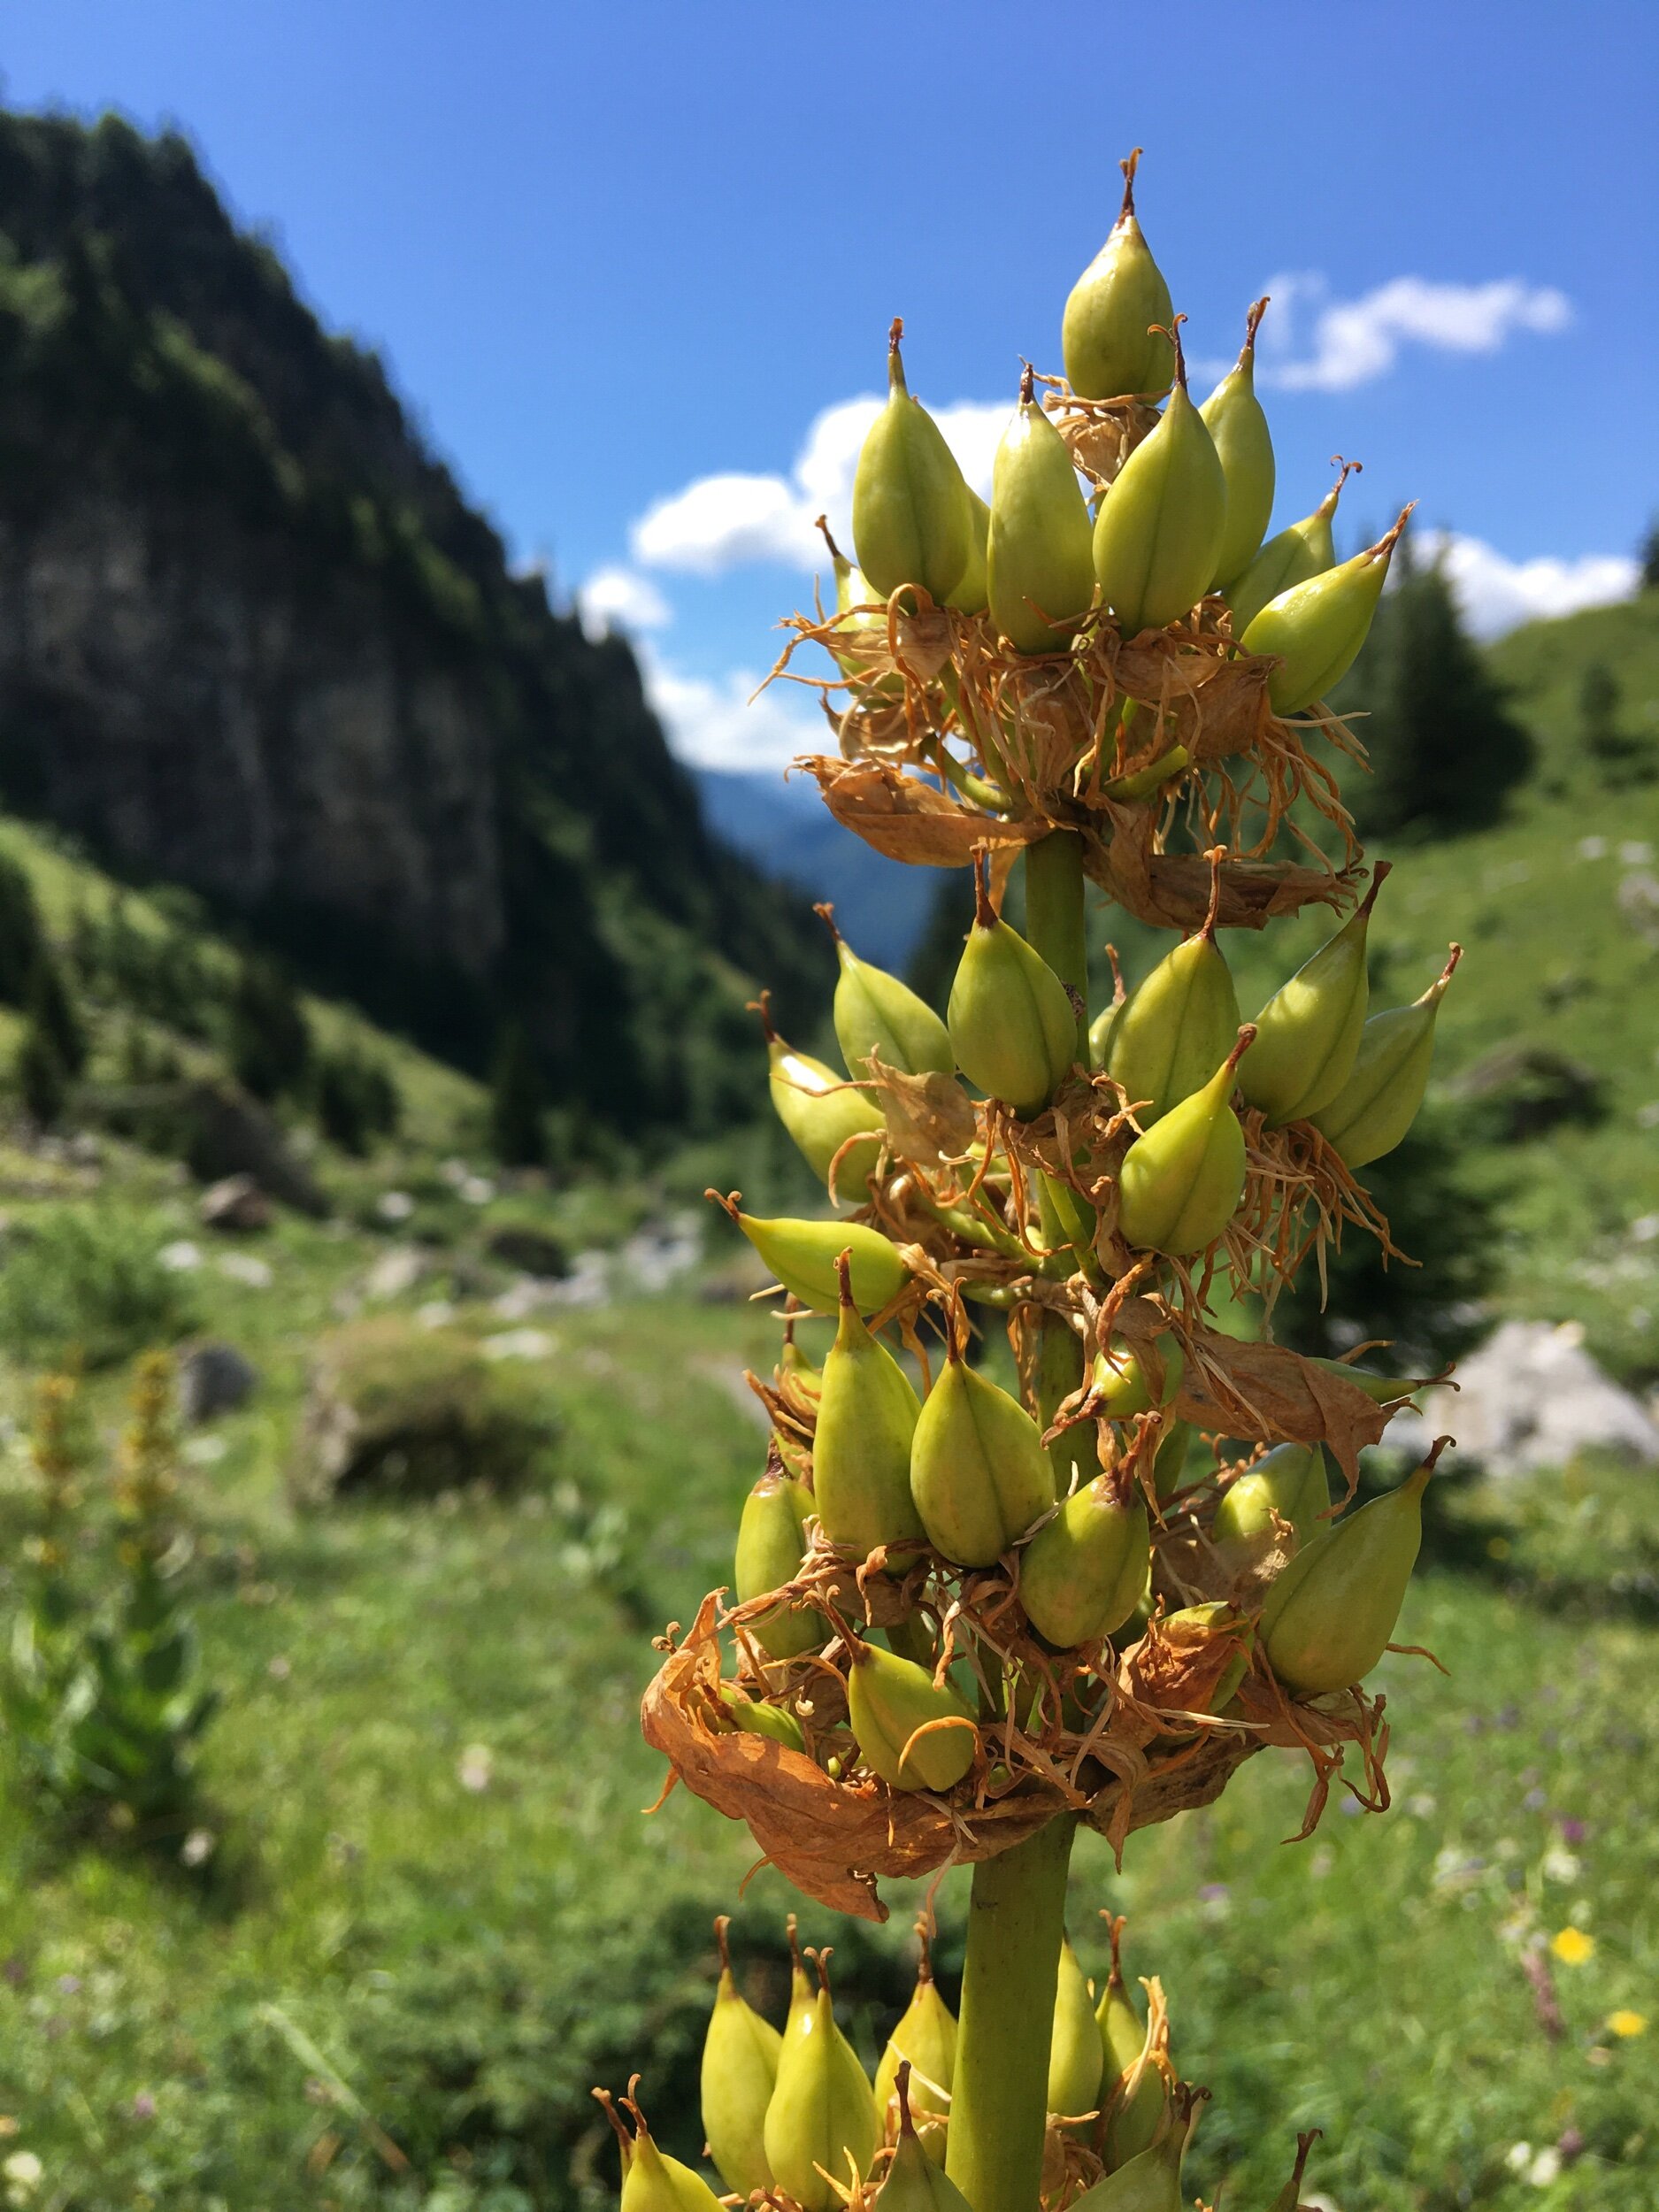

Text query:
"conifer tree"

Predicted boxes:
[[1346, 540, 1534, 837]]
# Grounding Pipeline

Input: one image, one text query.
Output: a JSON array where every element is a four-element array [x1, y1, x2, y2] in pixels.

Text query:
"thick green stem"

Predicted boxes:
[[1023, 829, 1089, 1064], [946, 1815, 1078, 2212], [1025, 829, 1100, 1282]]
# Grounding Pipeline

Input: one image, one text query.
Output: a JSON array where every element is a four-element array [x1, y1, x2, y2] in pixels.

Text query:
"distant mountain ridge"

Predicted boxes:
[[0, 108, 828, 1134], [694, 767, 942, 970]]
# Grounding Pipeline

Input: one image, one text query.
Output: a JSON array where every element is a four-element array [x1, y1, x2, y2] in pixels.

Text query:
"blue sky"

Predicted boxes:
[[4, 0, 1655, 770]]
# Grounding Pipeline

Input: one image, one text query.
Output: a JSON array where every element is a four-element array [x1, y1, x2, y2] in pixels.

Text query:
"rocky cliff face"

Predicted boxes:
[[0, 108, 827, 1121], [0, 488, 505, 979]]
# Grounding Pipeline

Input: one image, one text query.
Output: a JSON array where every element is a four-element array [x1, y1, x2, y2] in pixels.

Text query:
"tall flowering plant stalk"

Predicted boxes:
[[612, 150, 1463, 2212]]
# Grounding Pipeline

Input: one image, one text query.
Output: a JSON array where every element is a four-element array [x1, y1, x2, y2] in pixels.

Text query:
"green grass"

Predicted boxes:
[[0, 1239, 1653, 2208]]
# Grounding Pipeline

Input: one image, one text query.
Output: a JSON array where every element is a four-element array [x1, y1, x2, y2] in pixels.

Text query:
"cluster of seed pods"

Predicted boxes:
[[618, 148, 1469, 2211], [599, 1913, 1322, 2212]]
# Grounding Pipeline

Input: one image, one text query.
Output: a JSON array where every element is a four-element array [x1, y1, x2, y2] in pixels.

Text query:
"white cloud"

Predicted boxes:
[[1417, 530, 1638, 638], [1260, 273, 1572, 393], [639, 645, 825, 774], [630, 395, 1010, 580], [576, 564, 672, 638]]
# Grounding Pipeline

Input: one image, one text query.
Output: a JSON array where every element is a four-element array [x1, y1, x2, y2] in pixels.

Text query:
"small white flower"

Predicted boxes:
[[180, 1828, 216, 1867], [1541, 1847, 1581, 1883], [457, 1744, 494, 1793], [1526, 2147, 1562, 2186], [1506, 2142, 1533, 2174]]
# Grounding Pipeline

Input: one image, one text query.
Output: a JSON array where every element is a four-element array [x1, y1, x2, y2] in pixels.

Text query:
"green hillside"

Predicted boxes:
[[0, 108, 830, 1140]]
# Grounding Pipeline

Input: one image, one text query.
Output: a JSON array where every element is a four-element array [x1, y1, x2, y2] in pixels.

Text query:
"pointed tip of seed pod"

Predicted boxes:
[[749, 990, 780, 1044], [1019, 359, 1036, 407], [971, 848, 996, 930], [1427, 941, 1464, 1001], [1326, 455, 1363, 510], [1102, 1909, 1126, 1988], [592, 2087, 632, 2156], [714, 1914, 733, 1976], [913, 1916, 935, 1981], [835, 1248, 856, 1314], [812, 1944, 835, 2000], [787, 1911, 804, 1976], [1404, 1435, 1454, 1496], [895, 2059, 918, 2137], [1225, 1024, 1257, 1076], [1291, 2129, 1323, 2192], [1368, 502, 1417, 565], [1360, 859, 1393, 915], [705, 1187, 743, 1225], [816, 514, 846, 565], [1198, 846, 1227, 944], [1104, 942, 1127, 1007], [1117, 147, 1142, 222], [1241, 296, 1270, 363], [1151, 312, 1189, 392], [887, 319, 907, 393]]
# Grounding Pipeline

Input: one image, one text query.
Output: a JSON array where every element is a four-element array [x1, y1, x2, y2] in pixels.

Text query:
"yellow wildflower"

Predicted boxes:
[[1607, 2009, 1647, 2038], [1551, 1927, 1595, 1966]]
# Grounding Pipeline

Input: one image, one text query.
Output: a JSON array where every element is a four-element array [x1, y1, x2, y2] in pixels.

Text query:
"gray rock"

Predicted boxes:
[[199, 1172, 272, 1233], [177, 1340, 258, 1425], [1389, 1318, 1659, 1473], [182, 1082, 327, 1217]]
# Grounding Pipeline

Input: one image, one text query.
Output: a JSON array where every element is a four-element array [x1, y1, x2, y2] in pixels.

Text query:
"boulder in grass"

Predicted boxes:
[[291, 1316, 560, 1505], [178, 1340, 258, 1425], [199, 1173, 272, 1233]]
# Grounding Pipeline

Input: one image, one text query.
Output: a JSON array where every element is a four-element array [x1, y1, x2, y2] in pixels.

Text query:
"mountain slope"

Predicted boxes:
[[0, 109, 828, 1134]]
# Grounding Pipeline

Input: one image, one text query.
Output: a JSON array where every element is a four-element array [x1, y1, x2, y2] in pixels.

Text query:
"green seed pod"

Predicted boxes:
[[910, 1310, 1055, 1569], [947, 864, 1077, 1116], [603, 2087, 726, 2212], [1151, 1418, 1193, 1503], [818, 905, 955, 1079], [1061, 150, 1175, 401], [1259, 1441, 1446, 1694], [718, 1683, 809, 1754], [780, 1324, 824, 1402], [878, 2064, 974, 2212], [1239, 864, 1389, 1127], [1106, 854, 1240, 1125], [1310, 942, 1463, 1167], [710, 1194, 910, 1317], [1048, 1937, 1105, 2119], [701, 1917, 782, 2195], [1225, 457, 1361, 637], [764, 1949, 881, 2212], [758, 995, 887, 1194], [734, 1467, 819, 1660], [852, 319, 972, 606], [1091, 315, 1228, 637], [1095, 1922, 1168, 2173], [987, 364, 1097, 653], [1020, 1479, 1149, 1649], [1308, 1357, 1417, 1406], [844, 1625, 978, 1792], [1199, 298, 1276, 592], [1071, 2084, 1202, 2211], [1116, 1028, 1256, 1257], [813, 1252, 926, 1563], [1092, 1335, 1185, 1419], [1210, 1442, 1331, 1575], [1241, 503, 1415, 715], [874, 1925, 956, 2145], [951, 486, 992, 617]]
